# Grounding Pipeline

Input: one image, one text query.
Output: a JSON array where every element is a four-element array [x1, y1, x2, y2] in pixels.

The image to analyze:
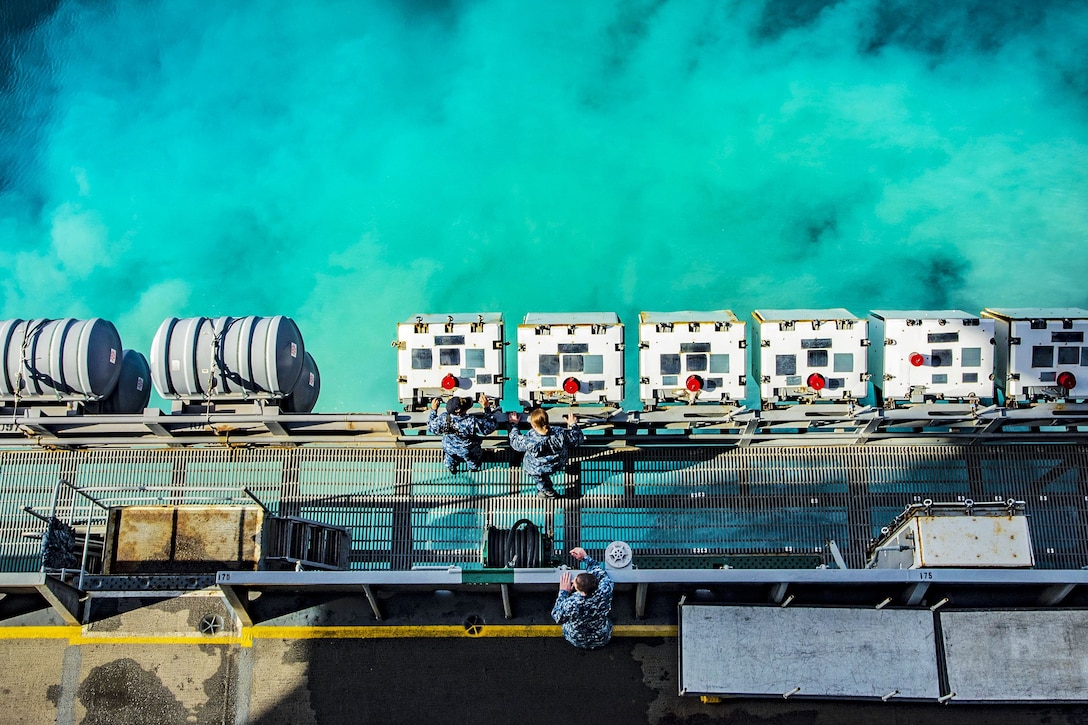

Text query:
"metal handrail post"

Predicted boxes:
[[77, 492, 96, 591]]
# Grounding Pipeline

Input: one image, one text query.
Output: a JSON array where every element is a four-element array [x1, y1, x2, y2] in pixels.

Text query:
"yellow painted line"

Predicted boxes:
[[74, 633, 244, 646], [246, 623, 677, 641], [615, 624, 677, 637], [0, 627, 240, 646], [0, 623, 677, 646], [0, 626, 81, 641], [249, 624, 559, 640]]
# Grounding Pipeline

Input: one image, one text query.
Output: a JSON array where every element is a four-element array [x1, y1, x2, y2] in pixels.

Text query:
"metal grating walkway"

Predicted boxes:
[[2, 444, 1087, 571]]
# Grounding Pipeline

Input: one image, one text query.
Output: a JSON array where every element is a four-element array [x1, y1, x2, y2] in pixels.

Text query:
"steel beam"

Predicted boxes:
[[0, 573, 82, 626], [501, 583, 512, 619], [903, 582, 930, 606], [1037, 583, 1076, 606], [362, 584, 382, 620]]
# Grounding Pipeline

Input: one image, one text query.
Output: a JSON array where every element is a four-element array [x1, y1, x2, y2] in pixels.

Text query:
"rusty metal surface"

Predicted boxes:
[[104, 506, 263, 574], [913, 516, 1034, 568]]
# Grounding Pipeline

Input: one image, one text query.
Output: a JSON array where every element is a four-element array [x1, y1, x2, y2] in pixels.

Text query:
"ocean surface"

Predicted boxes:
[[2, 0, 1086, 413]]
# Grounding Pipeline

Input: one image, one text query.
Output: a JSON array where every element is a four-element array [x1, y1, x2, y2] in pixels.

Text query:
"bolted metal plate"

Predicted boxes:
[[680, 605, 939, 700], [105, 505, 263, 574], [942, 610, 1088, 702]]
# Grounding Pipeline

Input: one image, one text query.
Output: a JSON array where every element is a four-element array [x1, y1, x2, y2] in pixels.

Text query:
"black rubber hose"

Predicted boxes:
[[505, 518, 537, 567]]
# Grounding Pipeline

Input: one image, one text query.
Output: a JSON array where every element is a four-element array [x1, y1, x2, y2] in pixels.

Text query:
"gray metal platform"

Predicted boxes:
[[942, 610, 1088, 702], [678, 604, 1088, 703], [4, 402, 1088, 446], [679, 605, 940, 700], [3, 443, 1088, 573]]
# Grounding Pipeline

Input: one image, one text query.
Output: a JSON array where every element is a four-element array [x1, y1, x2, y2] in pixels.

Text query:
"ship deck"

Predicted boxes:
[[3, 432, 1088, 720], [3, 440, 1088, 573]]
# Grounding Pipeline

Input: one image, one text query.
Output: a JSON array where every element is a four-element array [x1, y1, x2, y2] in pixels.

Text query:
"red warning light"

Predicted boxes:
[[909, 353, 925, 367], [686, 375, 703, 392], [807, 373, 826, 391], [563, 377, 580, 394], [1057, 371, 1077, 390], [441, 374, 457, 390]]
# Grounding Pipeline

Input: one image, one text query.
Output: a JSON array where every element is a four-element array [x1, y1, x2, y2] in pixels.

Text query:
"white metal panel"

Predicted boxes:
[[867, 516, 919, 570], [680, 605, 939, 700], [638, 311, 746, 405], [869, 310, 995, 402], [942, 610, 1088, 702], [871, 515, 1034, 569], [517, 313, 623, 406], [753, 309, 868, 402], [914, 516, 1034, 567], [396, 313, 504, 409], [982, 308, 1088, 401]]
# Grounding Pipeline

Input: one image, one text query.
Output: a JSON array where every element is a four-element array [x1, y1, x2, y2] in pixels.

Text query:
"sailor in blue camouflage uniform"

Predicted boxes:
[[427, 395, 497, 474], [551, 547, 614, 649], [506, 408, 584, 497]]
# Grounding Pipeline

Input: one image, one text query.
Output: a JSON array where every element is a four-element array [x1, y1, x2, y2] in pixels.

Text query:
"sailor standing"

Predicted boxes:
[[427, 395, 497, 474], [551, 547, 614, 649]]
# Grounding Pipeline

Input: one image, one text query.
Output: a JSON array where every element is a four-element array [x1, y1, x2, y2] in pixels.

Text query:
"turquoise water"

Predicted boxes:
[[2, 0, 1087, 412]]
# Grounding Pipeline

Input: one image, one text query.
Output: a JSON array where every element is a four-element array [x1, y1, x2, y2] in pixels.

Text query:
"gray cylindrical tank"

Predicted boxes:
[[98, 350, 152, 414], [150, 315, 306, 399], [0, 318, 122, 401], [282, 352, 320, 413]]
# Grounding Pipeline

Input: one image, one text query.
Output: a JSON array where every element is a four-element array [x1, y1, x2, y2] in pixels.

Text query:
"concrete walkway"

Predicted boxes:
[[2, 593, 1088, 724]]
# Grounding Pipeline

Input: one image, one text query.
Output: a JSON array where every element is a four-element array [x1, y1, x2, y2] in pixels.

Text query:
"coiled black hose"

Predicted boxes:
[[503, 518, 540, 568]]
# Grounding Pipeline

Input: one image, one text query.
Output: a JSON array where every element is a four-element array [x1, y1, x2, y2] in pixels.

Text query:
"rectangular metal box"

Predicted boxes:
[[867, 502, 1033, 569], [981, 307, 1088, 403], [679, 604, 939, 700], [751, 308, 868, 404], [638, 311, 746, 406], [517, 313, 624, 406], [104, 505, 263, 574], [395, 313, 505, 411], [103, 505, 350, 574], [868, 310, 995, 404], [942, 610, 1088, 702]]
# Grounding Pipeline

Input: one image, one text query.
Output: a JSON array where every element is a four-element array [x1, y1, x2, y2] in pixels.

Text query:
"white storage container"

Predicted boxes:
[[638, 311, 746, 405], [868, 502, 1033, 569], [752, 309, 868, 404], [96, 350, 151, 413], [517, 313, 624, 406], [868, 310, 995, 404], [283, 352, 320, 413], [0, 318, 122, 402], [981, 307, 1088, 402], [394, 313, 504, 410], [151, 316, 306, 401]]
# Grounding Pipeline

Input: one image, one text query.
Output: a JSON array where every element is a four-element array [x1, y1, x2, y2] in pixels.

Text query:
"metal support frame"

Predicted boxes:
[[362, 584, 381, 620], [3, 402, 1088, 447], [1037, 583, 1076, 606], [827, 540, 847, 570], [217, 576, 252, 627], [635, 582, 648, 619], [215, 569, 467, 627], [903, 583, 930, 606], [0, 573, 82, 625], [209, 568, 1088, 628], [501, 583, 512, 619]]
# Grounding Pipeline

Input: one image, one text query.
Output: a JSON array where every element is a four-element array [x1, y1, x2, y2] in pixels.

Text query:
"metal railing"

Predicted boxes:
[[3, 444, 1087, 576]]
